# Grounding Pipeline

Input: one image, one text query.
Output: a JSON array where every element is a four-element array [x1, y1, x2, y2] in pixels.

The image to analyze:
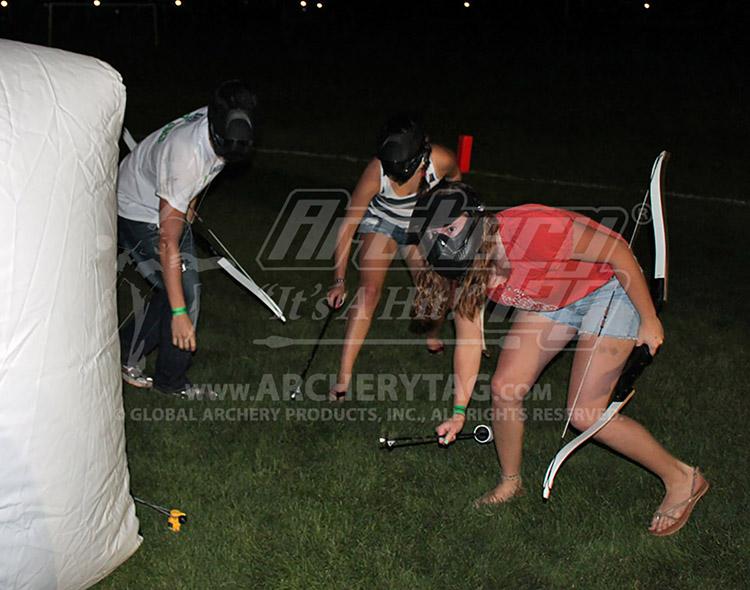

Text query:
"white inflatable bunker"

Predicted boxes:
[[0, 41, 141, 588]]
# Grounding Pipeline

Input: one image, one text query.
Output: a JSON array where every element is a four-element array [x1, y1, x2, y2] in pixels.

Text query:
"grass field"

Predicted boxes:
[[37, 8, 749, 589]]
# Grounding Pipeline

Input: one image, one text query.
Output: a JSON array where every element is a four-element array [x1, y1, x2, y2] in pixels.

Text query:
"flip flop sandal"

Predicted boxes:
[[427, 341, 445, 356], [473, 475, 526, 512], [649, 468, 709, 537]]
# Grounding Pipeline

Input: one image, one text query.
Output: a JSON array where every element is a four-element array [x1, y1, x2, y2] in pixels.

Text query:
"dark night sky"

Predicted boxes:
[[2, 1, 749, 52]]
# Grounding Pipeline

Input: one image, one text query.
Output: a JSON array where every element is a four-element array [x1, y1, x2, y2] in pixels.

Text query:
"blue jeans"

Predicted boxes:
[[530, 278, 640, 339], [356, 209, 419, 246], [118, 216, 201, 393]]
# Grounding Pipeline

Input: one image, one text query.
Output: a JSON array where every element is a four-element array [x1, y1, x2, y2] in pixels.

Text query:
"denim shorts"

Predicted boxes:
[[356, 210, 418, 246], [530, 278, 640, 339]]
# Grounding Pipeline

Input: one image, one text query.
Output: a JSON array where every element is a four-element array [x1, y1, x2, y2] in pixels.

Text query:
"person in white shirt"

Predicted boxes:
[[118, 80, 256, 398]]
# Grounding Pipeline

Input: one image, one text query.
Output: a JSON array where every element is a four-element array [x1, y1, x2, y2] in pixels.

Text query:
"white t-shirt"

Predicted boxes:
[[117, 107, 225, 225]]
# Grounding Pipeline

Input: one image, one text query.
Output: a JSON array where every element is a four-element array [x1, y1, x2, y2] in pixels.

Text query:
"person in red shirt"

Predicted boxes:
[[410, 180, 708, 536]]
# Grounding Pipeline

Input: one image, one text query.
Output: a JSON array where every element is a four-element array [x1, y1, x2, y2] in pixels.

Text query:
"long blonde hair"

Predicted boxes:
[[413, 214, 499, 321]]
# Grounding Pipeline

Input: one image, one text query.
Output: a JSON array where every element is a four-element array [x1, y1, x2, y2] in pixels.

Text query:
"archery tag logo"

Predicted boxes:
[[257, 195, 638, 276], [256, 189, 353, 271]]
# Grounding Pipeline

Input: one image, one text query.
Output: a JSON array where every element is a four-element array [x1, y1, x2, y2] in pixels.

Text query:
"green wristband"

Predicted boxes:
[[172, 306, 188, 316], [453, 405, 466, 416]]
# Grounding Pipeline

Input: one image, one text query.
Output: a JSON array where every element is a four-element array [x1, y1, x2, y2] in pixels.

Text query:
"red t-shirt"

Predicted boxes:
[[488, 205, 625, 311]]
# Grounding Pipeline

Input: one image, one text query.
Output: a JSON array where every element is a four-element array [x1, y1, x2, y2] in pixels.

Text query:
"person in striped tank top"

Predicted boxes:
[[326, 114, 461, 402]]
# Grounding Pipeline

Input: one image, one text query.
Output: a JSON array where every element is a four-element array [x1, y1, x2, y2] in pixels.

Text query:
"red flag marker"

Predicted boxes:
[[456, 134, 473, 174]]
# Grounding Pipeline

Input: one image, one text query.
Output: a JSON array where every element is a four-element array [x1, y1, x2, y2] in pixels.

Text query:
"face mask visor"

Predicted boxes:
[[422, 215, 484, 280]]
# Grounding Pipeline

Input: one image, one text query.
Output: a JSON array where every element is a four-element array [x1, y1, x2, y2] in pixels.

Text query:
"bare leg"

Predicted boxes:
[[401, 244, 443, 351], [477, 312, 577, 505], [568, 333, 704, 533], [333, 232, 397, 398]]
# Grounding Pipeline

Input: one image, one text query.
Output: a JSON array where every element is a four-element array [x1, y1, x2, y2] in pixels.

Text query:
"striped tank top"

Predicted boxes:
[[366, 157, 440, 229]]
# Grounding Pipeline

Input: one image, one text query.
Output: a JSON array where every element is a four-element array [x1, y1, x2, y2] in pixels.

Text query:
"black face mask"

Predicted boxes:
[[381, 151, 425, 185], [377, 116, 429, 184], [422, 215, 484, 280], [208, 80, 257, 162], [409, 179, 486, 280], [210, 109, 253, 162]]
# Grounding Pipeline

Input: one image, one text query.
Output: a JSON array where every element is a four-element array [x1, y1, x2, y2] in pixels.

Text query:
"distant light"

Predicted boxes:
[[464, 2, 471, 7], [0, 0, 8, 8], [316, 2, 323, 7], [93, 0, 100, 6], [644, 3, 650, 8], [300, 0, 306, 5], [175, 0, 182, 6]]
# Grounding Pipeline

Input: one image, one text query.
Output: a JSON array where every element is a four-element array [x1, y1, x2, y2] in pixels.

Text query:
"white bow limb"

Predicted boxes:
[[541, 151, 669, 500]]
